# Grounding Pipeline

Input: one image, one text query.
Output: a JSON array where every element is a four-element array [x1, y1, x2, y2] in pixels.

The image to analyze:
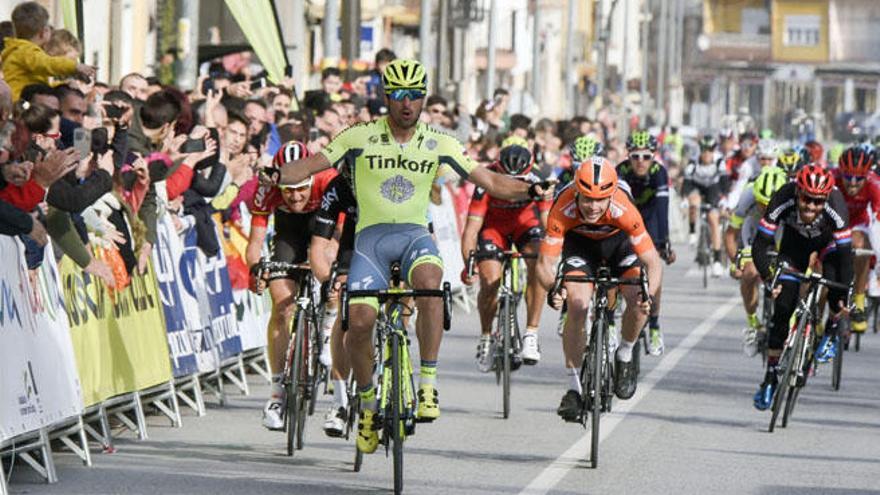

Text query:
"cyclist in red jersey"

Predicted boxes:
[[831, 146, 879, 333], [461, 137, 551, 371], [245, 141, 338, 431]]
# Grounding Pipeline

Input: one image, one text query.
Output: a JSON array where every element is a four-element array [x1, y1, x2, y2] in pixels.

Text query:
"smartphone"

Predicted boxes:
[[181, 138, 206, 153], [308, 128, 320, 142], [284, 65, 294, 78], [249, 77, 267, 91], [201, 77, 214, 95], [73, 128, 91, 160], [90, 127, 109, 155], [105, 104, 124, 119]]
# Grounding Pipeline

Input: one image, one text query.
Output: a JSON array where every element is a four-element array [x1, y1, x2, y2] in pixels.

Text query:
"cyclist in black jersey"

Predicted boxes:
[[682, 135, 729, 277], [751, 165, 853, 410], [310, 174, 357, 437]]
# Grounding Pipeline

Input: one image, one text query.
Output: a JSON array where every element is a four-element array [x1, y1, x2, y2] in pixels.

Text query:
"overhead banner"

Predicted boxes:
[[0, 238, 83, 442], [62, 250, 172, 407], [224, 0, 287, 83]]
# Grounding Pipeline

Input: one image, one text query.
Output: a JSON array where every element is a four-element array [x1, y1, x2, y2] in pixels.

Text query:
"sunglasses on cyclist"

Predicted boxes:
[[843, 174, 866, 183], [797, 193, 827, 207], [386, 88, 427, 101], [630, 152, 653, 161], [279, 177, 313, 191]]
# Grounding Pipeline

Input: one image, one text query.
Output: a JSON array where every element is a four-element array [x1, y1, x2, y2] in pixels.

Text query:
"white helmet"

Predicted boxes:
[[757, 139, 779, 159]]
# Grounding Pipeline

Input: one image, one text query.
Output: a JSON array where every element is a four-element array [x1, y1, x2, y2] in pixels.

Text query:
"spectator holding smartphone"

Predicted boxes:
[[1, 2, 95, 101]]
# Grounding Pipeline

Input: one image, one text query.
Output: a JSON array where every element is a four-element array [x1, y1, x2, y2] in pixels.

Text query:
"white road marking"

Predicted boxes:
[[518, 296, 739, 495]]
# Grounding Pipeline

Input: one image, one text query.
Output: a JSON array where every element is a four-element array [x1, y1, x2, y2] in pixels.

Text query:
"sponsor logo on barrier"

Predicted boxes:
[[111, 272, 157, 320], [17, 361, 42, 417], [63, 272, 107, 326], [0, 279, 23, 327]]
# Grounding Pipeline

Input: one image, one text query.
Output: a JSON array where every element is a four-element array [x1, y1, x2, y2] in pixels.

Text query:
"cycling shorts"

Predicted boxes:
[[560, 230, 640, 279], [478, 206, 544, 256], [348, 223, 442, 310], [682, 180, 722, 207], [270, 210, 314, 264]]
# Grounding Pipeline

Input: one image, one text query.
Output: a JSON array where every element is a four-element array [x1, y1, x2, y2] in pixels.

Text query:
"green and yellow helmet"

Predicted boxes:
[[777, 147, 800, 176], [626, 129, 658, 151], [382, 59, 427, 92], [569, 135, 605, 162], [753, 166, 787, 206]]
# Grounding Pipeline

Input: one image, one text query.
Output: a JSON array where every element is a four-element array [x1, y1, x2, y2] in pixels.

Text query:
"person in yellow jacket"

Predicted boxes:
[[1, 2, 95, 101]]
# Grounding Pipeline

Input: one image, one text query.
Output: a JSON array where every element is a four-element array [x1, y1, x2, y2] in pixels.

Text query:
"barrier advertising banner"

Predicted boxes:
[[0, 238, 82, 442], [61, 251, 172, 407]]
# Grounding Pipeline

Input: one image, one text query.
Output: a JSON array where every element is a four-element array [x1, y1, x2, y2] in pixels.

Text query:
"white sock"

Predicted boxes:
[[270, 374, 284, 400], [566, 367, 582, 394], [333, 379, 348, 409], [616, 340, 635, 363], [322, 307, 337, 335]]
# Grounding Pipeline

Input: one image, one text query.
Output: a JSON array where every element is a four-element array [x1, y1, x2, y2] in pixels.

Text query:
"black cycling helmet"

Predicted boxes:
[[498, 143, 532, 176], [698, 135, 717, 151]]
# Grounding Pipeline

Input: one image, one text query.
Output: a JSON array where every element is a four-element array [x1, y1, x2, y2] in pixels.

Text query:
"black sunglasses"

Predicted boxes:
[[798, 193, 826, 206]]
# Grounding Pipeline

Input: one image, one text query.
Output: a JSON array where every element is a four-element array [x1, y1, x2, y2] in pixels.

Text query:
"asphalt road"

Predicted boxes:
[[8, 249, 880, 495]]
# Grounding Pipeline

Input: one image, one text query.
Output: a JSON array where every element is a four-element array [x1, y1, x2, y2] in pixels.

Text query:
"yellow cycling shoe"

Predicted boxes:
[[416, 384, 440, 422], [357, 409, 379, 454], [852, 308, 867, 333]]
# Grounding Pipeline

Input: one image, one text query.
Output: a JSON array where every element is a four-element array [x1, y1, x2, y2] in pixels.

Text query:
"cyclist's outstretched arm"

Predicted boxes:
[[280, 153, 332, 186], [468, 166, 531, 201]]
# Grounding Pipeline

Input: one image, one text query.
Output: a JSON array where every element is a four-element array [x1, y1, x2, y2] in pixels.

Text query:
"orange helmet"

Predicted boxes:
[[575, 156, 618, 199]]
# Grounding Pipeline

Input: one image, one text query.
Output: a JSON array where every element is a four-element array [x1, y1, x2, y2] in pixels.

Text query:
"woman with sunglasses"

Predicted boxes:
[[830, 147, 880, 334], [751, 165, 853, 411], [616, 129, 672, 356]]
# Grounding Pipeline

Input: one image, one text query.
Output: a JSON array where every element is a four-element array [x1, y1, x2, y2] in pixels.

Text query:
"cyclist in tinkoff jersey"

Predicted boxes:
[[461, 136, 550, 371], [683, 134, 728, 277], [830, 147, 880, 335], [536, 157, 662, 420], [724, 166, 787, 356], [616, 130, 672, 355], [752, 165, 853, 410], [277, 60, 546, 454]]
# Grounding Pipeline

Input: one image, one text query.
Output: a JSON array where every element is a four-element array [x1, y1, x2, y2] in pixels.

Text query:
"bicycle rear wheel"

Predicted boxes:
[[500, 295, 512, 419], [700, 221, 710, 288], [589, 316, 604, 469], [390, 333, 404, 495]]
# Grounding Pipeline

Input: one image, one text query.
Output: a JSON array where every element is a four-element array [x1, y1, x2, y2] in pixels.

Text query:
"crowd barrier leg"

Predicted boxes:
[[243, 347, 271, 384], [175, 374, 206, 416], [103, 393, 148, 441], [141, 381, 182, 428], [201, 369, 227, 407], [221, 354, 250, 396], [82, 404, 114, 453], [48, 416, 92, 467], [1, 456, 7, 495], [6, 428, 58, 485]]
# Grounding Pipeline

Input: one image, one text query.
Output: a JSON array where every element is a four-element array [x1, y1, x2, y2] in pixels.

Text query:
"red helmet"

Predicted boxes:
[[272, 141, 310, 168], [804, 140, 824, 165], [796, 164, 834, 196], [838, 146, 874, 176]]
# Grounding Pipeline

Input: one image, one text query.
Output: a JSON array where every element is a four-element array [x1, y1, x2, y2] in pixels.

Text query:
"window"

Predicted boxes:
[[783, 15, 821, 47]]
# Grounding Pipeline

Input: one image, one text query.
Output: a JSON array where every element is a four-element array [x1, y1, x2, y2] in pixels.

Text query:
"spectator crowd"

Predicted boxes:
[[0, 1, 665, 290]]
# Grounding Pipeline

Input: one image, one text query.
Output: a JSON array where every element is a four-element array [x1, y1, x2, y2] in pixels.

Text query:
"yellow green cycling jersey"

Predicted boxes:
[[321, 117, 477, 232]]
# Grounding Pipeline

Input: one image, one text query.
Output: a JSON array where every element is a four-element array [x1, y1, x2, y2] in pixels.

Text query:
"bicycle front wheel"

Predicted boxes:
[[770, 315, 805, 432], [832, 335, 843, 391], [390, 332, 404, 495], [590, 317, 604, 469], [501, 295, 512, 419], [286, 313, 306, 455]]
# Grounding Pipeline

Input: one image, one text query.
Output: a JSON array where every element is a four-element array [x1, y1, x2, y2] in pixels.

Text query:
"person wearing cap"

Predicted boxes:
[[277, 59, 545, 454]]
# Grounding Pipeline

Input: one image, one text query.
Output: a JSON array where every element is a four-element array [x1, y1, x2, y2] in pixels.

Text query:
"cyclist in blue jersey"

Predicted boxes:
[[616, 130, 673, 355]]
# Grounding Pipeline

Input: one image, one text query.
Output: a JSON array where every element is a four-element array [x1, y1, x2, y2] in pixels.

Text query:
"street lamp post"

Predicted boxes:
[[486, 0, 498, 100]]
